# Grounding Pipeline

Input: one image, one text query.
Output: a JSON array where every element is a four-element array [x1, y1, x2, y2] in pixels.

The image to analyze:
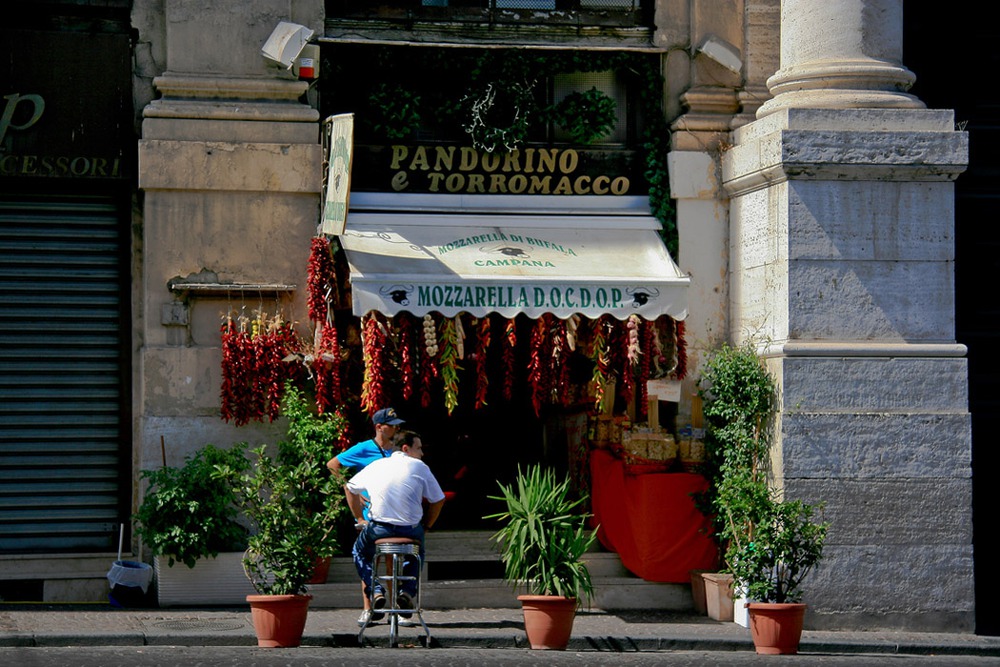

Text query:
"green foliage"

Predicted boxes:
[[134, 444, 250, 569], [696, 342, 828, 603], [485, 464, 596, 605], [366, 82, 422, 140], [224, 384, 349, 595], [323, 46, 676, 254], [549, 87, 618, 145], [730, 499, 828, 603]]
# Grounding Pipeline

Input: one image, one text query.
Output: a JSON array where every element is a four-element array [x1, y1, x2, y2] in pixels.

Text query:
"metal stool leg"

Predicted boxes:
[[359, 538, 431, 647]]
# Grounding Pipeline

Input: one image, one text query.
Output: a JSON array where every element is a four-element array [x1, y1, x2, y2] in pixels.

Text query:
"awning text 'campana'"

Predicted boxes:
[[338, 195, 689, 321]]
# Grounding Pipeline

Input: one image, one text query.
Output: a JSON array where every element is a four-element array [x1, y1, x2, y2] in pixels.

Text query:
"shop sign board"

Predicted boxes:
[[321, 113, 354, 236], [350, 143, 644, 196], [0, 29, 132, 180]]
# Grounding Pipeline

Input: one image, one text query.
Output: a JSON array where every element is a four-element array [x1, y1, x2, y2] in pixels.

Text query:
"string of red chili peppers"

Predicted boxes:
[[589, 314, 612, 412], [307, 237, 336, 325], [527, 315, 551, 417], [502, 317, 517, 402], [313, 317, 342, 415], [220, 312, 298, 426], [399, 313, 416, 403], [674, 319, 688, 380], [360, 312, 389, 416], [550, 317, 571, 408], [474, 316, 490, 410], [260, 316, 300, 422]]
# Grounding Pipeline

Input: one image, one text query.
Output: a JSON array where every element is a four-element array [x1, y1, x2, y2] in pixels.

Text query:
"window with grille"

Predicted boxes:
[[325, 0, 650, 28]]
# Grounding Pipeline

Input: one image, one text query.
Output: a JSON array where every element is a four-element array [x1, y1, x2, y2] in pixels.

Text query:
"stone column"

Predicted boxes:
[[136, 0, 323, 469], [757, 0, 922, 117], [722, 0, 974, 630]]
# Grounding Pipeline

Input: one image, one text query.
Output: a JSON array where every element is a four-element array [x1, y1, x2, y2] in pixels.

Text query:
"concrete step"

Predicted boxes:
[[322, 532, 627, 582], [311, 531, 693, 611], [308, 576, 692, 611]]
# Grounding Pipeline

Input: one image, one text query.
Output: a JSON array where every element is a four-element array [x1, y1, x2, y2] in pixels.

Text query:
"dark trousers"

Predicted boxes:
[[352, 521, 424, 598]]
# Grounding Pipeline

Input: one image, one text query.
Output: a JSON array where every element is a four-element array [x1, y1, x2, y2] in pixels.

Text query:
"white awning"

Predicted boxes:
[[338, 204, 689, 321]]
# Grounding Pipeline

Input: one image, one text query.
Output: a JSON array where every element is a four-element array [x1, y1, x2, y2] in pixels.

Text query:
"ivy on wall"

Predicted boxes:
[[321, 46, 677, 256]]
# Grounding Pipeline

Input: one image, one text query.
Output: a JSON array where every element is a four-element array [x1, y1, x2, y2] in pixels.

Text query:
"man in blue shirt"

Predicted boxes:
[[327, 407, 405, 626], [347, 430, 445, 624]]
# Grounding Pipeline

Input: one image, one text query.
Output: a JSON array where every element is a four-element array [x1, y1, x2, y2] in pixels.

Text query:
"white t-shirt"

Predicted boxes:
[[346, 451, 446, 526]]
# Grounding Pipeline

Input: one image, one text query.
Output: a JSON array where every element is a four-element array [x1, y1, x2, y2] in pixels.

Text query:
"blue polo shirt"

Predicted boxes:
[[336, 439, 390, 474]]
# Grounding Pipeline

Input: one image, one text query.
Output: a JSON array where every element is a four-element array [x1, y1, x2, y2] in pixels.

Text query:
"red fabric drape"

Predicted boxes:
[[589, 448, 718, 583]]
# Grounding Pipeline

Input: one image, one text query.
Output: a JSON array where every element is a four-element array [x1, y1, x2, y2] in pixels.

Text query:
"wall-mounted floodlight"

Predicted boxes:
[[262, 21, 315, 69], [696, 35, 742, 75]]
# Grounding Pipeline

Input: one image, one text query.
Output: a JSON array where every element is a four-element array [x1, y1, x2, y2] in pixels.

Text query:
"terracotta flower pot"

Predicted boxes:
[[702, 572, 734, 621], [307, 556, 332, 585], [517, 594, 577, 650], [747, 602, 807, 655], [689, 569, 709, 615], [247, 594, 312, 648]]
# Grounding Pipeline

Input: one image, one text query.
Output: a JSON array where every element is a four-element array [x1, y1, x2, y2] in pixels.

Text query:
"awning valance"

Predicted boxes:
[[339, 208, 689, 321]]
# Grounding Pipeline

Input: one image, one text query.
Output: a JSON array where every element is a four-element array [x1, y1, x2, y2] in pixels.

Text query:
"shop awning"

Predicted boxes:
[[338, 203, 689, 321]]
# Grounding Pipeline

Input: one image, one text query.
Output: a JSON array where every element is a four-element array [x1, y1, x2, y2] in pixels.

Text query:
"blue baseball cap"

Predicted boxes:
[[372, 407, 404, 426]]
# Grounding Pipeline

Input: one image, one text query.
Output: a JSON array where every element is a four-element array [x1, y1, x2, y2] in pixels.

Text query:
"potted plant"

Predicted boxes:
[[693, 341, 775, 620], [223, 385, 350, 648], [697, 341, 829, 653], [485, 464, 596, 650], [729, 497, 828, 654], [133, 443, 252, 606]]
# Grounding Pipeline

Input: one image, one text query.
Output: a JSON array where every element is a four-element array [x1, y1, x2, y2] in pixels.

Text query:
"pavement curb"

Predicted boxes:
[[3, 607, 1000, 656]]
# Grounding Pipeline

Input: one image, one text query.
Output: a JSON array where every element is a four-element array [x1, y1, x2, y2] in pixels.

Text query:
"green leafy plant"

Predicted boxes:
[[549, 87, 617, 145], [224, 384, 349, 596], [696, 342, 828, 603], [729, 499, 828, 603], [694, 341, 776, 542], [485, 464, 596, 605], [134, 444, 250, 569], [366, 82, 422, 140]]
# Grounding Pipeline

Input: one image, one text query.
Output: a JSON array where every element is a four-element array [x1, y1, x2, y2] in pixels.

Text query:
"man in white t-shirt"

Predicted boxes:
[[346, 430, 446, 621]]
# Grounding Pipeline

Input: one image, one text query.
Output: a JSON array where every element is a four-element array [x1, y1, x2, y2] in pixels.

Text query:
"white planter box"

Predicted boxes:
[[154, 552, 255, 607], [734, 593, 750, 628]]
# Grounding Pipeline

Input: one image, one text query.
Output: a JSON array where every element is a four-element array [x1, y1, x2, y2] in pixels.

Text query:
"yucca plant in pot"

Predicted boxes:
[[221, 386, 349, 648], [485, 464, 596, 650]]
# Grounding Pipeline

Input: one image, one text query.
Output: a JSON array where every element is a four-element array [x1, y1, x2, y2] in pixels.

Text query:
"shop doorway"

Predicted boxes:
[[398, 393, 594, 531]]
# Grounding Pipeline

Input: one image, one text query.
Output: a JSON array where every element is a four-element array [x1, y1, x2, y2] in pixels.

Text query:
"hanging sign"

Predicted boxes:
[[321, 113, 354, 236]]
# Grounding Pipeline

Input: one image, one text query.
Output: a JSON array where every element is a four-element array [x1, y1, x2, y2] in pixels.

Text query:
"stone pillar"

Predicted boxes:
[[722, 0, 974, 630], [136, 0, 323, 469], [757, 0, 922, 117]]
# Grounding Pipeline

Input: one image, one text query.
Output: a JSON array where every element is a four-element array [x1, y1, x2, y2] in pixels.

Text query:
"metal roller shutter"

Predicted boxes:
[[0, 193, 129, 554]]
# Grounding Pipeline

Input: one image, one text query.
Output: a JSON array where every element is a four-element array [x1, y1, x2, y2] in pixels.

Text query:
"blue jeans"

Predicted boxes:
[[353, 521, 425, 598]]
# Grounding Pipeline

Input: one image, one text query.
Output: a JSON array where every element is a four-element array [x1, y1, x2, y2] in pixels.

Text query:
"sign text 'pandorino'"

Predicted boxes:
[[377, 144, 635, 196]]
